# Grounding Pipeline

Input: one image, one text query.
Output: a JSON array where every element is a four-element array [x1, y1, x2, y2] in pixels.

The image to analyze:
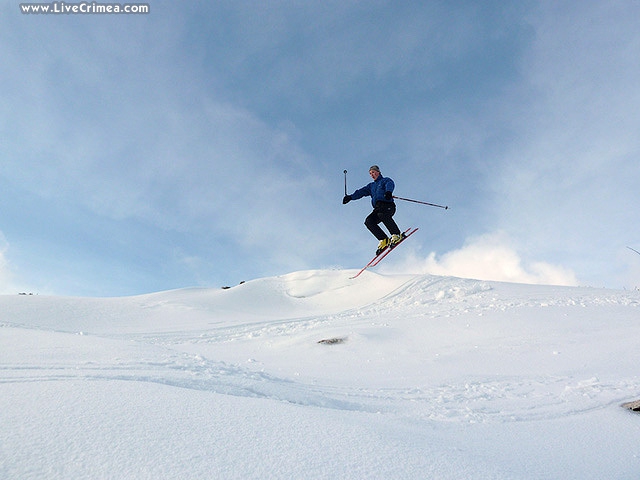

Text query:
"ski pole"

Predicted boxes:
[[343, 170, 348, 195], [393, 196, 448, 210]]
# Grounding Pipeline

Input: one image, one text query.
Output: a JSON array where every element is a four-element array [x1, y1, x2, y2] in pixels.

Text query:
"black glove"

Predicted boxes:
[[384, 191, 393, 201], [342, 195, 352, 204]]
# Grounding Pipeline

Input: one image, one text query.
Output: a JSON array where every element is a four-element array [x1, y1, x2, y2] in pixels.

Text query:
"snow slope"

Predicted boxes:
[[1, 269, 640, 479]]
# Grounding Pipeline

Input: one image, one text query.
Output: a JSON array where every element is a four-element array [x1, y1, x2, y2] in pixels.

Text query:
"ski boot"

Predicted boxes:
[[376, 238, 390, 256], [389, 233, 404, 248]]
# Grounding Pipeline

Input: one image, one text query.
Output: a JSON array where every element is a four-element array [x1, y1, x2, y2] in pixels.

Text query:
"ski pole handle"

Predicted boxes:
[[343, 170, 348, 195]]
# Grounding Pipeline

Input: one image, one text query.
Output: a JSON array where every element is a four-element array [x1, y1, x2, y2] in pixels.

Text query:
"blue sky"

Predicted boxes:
[[1, 0, 639, 296]]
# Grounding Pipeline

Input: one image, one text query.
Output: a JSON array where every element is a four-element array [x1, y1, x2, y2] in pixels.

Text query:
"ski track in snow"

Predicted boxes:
[[2, 273, 638, 426], [1, 344, 637, 424]]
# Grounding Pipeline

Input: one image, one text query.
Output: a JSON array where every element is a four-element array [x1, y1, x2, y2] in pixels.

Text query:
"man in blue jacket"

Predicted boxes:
[[343, 165, 403, 255]]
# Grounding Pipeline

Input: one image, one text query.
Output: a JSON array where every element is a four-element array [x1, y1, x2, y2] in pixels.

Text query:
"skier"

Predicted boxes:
[[342, 165, 404, 255]]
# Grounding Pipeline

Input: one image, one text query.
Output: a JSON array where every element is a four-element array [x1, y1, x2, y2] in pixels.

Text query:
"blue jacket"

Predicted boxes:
[[351, 175, 395, 207]]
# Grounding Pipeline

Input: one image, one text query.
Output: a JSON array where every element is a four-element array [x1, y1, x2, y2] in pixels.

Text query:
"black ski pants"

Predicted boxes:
[[365, 201, 401, 240]]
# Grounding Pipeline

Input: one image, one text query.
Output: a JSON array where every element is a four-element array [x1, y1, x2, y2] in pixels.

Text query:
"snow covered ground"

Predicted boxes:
[[2, 269, 640, 479]]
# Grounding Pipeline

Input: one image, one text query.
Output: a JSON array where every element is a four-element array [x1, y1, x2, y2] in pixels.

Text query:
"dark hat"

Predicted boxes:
[[369, 165, 380, 172]]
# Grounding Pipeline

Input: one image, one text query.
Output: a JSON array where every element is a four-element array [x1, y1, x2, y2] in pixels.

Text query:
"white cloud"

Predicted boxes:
[[0, 233, 18, 294], [0, 11, 333, 273], [384, 232, 579, 286], [487, 1, 640, 284]]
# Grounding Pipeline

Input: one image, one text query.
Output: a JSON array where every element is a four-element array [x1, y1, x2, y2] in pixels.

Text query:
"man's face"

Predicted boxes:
[[369, 169, 380, 180]]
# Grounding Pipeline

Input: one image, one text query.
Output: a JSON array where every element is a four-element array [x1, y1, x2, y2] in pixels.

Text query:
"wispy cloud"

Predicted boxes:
[[488, 1, 640, 285], [1, 7, 333, 290], [0, 232, 20, 294], [384, 231, 579, 286]]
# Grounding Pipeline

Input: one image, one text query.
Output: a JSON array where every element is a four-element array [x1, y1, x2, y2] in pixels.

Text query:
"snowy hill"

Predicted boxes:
[[2, 270, 640, 479]]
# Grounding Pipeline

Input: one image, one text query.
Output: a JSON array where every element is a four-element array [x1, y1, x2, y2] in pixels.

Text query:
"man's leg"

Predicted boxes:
[[364, 211, 388, 240], [378, 203, 401, 236]]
